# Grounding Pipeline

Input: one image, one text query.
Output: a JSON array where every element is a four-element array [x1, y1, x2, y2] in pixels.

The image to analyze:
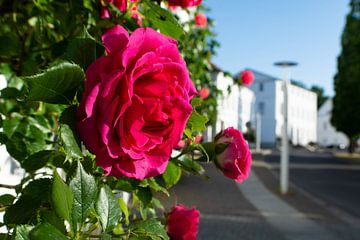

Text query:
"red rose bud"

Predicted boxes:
[[214, 127, 252, 182], [240, 70, 255, 86], [195, 13, 207, 28], [194, 134, 202, 143], [166, 204, 200, 240], [168, 0, 202, 8], [199, 87, 210, 100]]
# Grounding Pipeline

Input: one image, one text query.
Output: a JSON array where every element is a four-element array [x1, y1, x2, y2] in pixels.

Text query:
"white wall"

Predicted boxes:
[[317, 99, 348, 147], [251, 80, 277, 146], [275, 81, 317, 146], [215, 72, 239, 133], [238, 86, 255, 133]]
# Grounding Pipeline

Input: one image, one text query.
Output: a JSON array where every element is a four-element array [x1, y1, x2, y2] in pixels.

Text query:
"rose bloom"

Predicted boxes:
[[198, 87, 210, 100], [77, 25, 197, 180], [240, 70, 255, 86], [166, 204, 200, 240], [214, 127, 252, 182], [195, 13, 207, 28], [100, 0, 127, 19], [168, 0, 202, 8]]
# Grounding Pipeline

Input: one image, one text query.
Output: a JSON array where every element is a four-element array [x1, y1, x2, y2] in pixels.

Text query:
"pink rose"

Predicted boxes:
[[77, 25, 197, 180], [166, 204, 200, 240], [214, 127, 252, 182], [195, 13, 207, 28], [100, 0, 127, 19], [240, 70, 255, 86], [168, 0, 202, 8], [194, 134, 202, 143], [199, 87, 210, 100]]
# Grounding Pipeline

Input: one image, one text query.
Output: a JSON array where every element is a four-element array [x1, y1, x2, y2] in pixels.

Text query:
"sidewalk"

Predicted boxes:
[[159, 155, 360, 240]]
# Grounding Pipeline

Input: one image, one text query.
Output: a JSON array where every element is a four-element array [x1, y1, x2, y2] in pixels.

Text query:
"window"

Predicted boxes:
[[258, 102, 265, 115], [259, 83, 264, 91]]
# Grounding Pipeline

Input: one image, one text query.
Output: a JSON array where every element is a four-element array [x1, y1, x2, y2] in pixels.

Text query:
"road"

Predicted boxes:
[[263, 148, 360, 219]]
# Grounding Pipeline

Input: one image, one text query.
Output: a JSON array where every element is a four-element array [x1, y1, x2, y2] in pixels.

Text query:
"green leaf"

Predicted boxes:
[[0, 194, 15, 206], [118, 198, 129, 225], [65, 30, 104, 69], [147, 178, 169, 196], [70, 161, 97, 225], [4, 179, 51, 225], [24, 62, 85, 104], [136, 187, 152, 207], [2, 113, 22, 138], [187, 110, 208, 133], [29, 223, 68, 240], [130, 219, 169, 240], [162, 161, 181, 188], [141, 0, 184, 40], [40, 210, 66, 233], [15, 225, 33, 240], [95, 186, 122, 232], [22, 150, 57, 172], [171, 157, 205, 176], [60, 124, 82, 159], [52, 171, 73, 222]]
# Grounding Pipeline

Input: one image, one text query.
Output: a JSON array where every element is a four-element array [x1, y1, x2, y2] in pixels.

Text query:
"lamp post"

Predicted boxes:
[[274, 61, 298, 195]]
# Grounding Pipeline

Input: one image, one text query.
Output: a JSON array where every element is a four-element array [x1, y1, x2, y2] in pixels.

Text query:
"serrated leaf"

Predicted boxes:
[[4, 179, 51, 225], [24, 62, 84, 104], [130, 219, 169, 240], [65, 31, 104, 69], [118, 198, 129, 225], [2, 113, 22, 138], [187, 110, 208, 133], [136, 187, 152, 207], [22, 150, 57, 172], [15, 225, 33, 240], [162, 161, 181, 188], [0, 194, 15, 206], [141, 0, 184, 40], [29, 223, 68, 240], [52, 171, 73, 222], [60, 124, 82, 159], [171, 157, 205, 176], [95, 186, 122, 231], [70, 161, 97, 226]]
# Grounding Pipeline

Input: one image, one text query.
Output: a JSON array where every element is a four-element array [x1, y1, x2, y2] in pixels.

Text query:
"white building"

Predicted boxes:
[[249, 70, 317, 147], [205, 70, 255, 141], [317, 99, 348, 148]]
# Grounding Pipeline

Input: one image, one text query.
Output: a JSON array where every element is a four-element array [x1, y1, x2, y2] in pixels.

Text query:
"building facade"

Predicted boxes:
[[204, 71, 255, 141], [317, 99, 348, 148], [250, 70, 317, 147]]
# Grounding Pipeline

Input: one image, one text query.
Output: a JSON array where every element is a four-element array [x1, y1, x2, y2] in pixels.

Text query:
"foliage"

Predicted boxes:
[[0, 0, 223, 239], [310, 85, 328, 109], [332, 0, 360, 152]]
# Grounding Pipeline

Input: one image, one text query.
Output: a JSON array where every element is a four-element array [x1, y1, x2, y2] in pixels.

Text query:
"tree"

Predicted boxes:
[[310, 85, 328, 108], [332, 0, 360, 153]]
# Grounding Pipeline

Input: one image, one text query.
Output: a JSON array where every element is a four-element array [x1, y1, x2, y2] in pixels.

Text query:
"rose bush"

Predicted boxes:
[[100, 0, 127, 19], [214, 127, 252, 182], [195, 12, 207, 28], [166, 204, 200, 240], [168, 0, 202, 8], [77, 25, 197, 180]]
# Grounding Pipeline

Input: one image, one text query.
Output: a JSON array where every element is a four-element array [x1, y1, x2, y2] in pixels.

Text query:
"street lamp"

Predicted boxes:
[[274, 61, 298, 195]]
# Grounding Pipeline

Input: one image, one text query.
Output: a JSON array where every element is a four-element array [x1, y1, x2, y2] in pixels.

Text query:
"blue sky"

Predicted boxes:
[[205, 0, 350, 96]]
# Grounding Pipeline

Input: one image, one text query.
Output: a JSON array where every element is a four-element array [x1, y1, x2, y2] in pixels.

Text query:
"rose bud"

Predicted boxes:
[[194, 134, 202, 143], [240, 70, 255, 86], [214, 127, 252, 182], [166, 204, 200, 240], [168, 0, 202, 8], [199, 87, 210, 100], [195, 13, 207, 28]]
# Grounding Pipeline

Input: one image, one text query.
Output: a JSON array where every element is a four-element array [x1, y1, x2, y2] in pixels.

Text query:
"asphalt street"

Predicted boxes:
[[263, 148, 360, 218]]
